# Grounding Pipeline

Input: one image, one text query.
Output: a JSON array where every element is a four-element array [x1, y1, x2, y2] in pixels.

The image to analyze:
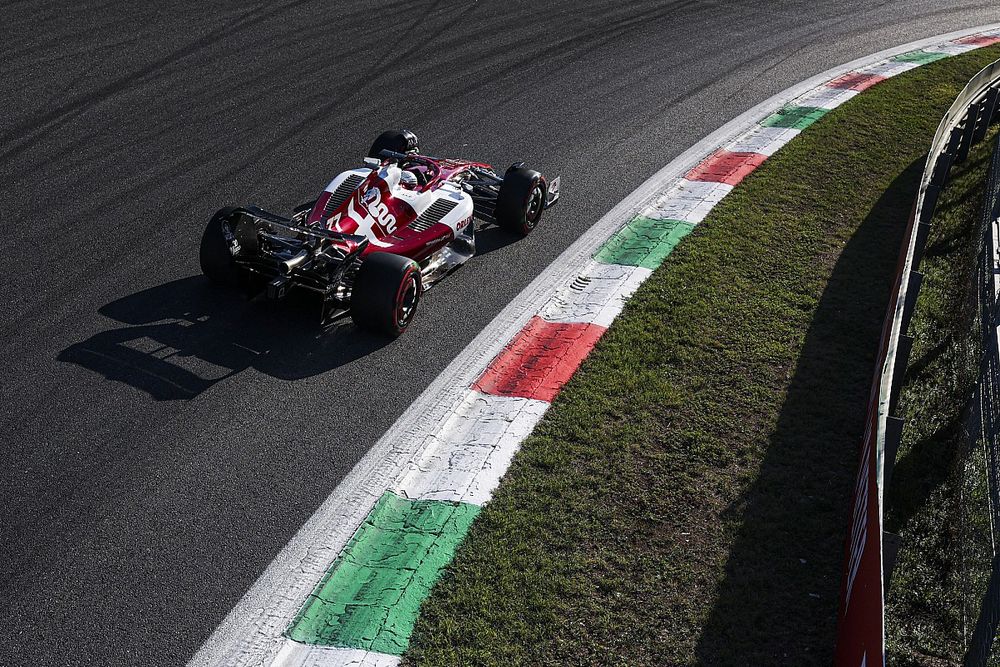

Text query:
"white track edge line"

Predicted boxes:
[[272, 642, 399, 667], [188, 22, 1000, 667]]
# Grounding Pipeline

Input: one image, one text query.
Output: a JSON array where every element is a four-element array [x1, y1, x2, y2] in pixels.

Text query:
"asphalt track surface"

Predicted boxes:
[[2, 1, 999, 664]]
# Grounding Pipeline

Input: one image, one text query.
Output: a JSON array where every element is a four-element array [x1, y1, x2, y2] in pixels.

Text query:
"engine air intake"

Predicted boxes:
[[324, 174, 365, 216], [409, 198, 458, 232]]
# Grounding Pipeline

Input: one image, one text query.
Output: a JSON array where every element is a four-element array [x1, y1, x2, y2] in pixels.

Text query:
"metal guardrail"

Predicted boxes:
[[835, 58, 1000, 667]]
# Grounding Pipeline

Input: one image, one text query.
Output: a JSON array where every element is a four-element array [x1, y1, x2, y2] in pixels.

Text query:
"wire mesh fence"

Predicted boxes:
[[966, 130, 1000, 667]]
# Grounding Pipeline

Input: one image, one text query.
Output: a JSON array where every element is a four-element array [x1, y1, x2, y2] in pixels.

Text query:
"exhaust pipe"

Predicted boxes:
[[280, 250, 309, 275]]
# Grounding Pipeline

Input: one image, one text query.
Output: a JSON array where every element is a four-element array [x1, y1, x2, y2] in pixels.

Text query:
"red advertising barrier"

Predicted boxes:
[[833, 204, 915, 666], [834, 58, 1000, 666], [834, 414, 884, 667]]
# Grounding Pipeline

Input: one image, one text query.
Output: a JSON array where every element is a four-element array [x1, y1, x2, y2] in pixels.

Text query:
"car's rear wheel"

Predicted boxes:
[[350, 252, 422, 336], [368, 130, 419, 158], [200, 207, 243, 286], [496, 165, 546, 236]]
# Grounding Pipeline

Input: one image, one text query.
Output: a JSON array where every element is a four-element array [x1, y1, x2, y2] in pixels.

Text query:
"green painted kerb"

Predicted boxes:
[[760, 105, 829, 130], [892, 49, 950, 65], [285, 492, 480, 655], [594, 216, 695, 270]]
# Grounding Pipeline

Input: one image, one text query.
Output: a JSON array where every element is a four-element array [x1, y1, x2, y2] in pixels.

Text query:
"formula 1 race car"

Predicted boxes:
[[199, 130, 560, 336]]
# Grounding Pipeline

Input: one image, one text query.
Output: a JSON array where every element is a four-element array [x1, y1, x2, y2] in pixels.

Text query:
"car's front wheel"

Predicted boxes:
[[350, 252, 422, 337], [496, 165, 546, 236], [200, 207, 243, 286]]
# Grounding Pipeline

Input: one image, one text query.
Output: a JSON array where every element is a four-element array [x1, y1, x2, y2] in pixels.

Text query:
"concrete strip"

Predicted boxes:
[[272, 641, 400, 667]]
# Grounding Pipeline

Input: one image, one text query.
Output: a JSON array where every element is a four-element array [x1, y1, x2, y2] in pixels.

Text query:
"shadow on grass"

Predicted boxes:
[[902, 334, 953, 381], [885, 139, 986, 535], [887, 414, 964, 529], [694, 158, 923, 664]]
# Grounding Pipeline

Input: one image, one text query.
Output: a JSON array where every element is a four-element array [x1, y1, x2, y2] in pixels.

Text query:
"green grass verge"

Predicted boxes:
[[403, 45, 1000, 666], [884, 124, 998, 666]]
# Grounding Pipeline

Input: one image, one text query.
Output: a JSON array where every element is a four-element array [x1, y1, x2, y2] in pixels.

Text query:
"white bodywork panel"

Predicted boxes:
[[322, 167, 474, 241]]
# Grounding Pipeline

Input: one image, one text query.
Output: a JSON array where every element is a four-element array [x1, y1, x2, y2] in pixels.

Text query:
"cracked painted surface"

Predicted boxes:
[[956, 34, 1000, 47], [827, 71, 886, 92], [926, 41, 982, 56], [892, 49, 950, 64], [761, 104, 830, 130], [286, 493, 479, 655], [594, 216, 696, 269], [725, 125, 801, 156], [640, 178, 733, 224], [863, 59, 921, 78], [793, 85, 860, 110], [539, 261, 653, 328], [393, 391, 550, 505], [473, 317, 607, 402], [684, 149, 769, 185]]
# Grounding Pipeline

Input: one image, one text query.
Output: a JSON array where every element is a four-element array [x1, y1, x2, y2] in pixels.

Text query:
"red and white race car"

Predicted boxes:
[[199, 130, 559, 336]]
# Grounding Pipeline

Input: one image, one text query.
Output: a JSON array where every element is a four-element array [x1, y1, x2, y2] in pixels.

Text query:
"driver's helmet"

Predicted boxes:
[[399, 169, 419, 190]]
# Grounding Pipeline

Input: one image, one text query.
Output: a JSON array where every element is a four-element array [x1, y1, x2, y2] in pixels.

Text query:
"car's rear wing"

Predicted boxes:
[[226, 205, 370, 305], [240, 205, 368, 246]]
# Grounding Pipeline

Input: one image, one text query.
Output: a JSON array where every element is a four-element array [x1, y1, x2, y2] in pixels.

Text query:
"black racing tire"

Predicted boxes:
[[200, 207, 243, 287], [368, 129, 419, 158], [496, 166, 546, 236], [350, 252, 422, 337]]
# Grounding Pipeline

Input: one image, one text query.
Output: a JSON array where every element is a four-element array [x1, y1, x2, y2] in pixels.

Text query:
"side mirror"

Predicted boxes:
[[363, 156, 380, 168]]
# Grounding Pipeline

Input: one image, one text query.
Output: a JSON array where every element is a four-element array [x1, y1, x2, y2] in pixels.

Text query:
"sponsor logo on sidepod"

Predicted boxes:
[[360, 186, 397, 234]]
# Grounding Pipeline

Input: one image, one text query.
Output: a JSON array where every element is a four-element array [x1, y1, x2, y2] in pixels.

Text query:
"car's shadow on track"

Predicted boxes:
[[473, 224, 521, 255], [58, 276, 391, 400]]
